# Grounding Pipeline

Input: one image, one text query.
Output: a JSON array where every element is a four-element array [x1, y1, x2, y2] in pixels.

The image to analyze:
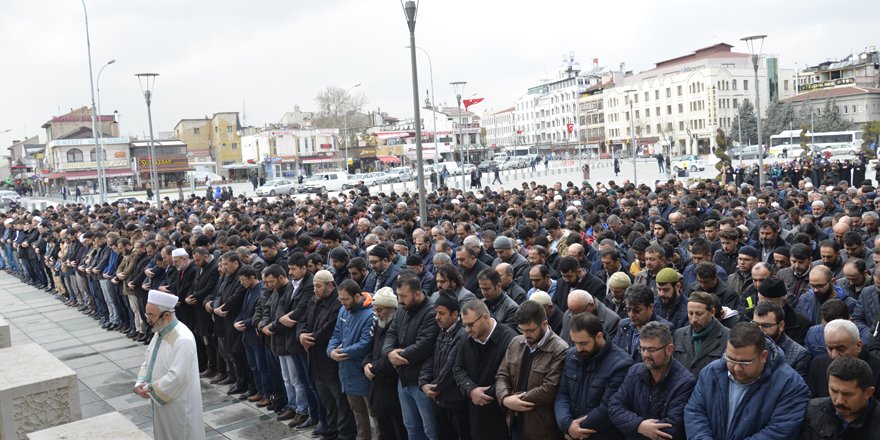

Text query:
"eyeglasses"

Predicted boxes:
[[754, 322, 779, 330], [462, 313, 486, 329], [722, 353, 760, 366], [638, 343, 670, 354]]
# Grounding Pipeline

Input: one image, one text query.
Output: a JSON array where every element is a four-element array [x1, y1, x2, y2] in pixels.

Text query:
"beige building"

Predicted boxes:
[[42, 106, 118, 141], [173, 112, 241, 175]]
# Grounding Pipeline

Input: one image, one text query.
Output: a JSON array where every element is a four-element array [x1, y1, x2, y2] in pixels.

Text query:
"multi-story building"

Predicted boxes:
[[603, 43, 794, 155], [514, 55, 605, 152], [240, 128, 340, 178], [173, 112, 241, 175], [481, 107, 515, 151], [7, 136, 46, 181], [784, 86, 880, 128], [41, 107, 132, 191], [578, 71, 621, 155], [797, 47, 880, 92], [130, 139, 190, 189]]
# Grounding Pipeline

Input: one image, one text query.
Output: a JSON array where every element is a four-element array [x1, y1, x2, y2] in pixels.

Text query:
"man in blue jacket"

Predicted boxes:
[[329, 279, 375, 440], [608, 321, 695, 440], [555, 312, 634, 439], [612, 284, 673, 362], [684, 321, 810, 440]]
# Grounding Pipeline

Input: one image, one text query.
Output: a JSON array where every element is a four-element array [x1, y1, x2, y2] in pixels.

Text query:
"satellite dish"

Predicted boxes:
[[860, 52, 868, 60]]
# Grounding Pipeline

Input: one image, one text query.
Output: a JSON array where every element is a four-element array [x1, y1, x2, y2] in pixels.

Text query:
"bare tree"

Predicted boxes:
[[313, 86, 368, 129]]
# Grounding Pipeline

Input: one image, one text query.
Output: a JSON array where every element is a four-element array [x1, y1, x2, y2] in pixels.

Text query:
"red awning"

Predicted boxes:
[[378, 155, 401, 164], [44, 168, 134, 181]]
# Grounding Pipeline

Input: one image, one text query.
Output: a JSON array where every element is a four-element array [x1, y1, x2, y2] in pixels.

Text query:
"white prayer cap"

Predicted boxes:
[[554, 195, 562, 201], [534, 196, 544, 201], [451, 199, 460, 205], [566, 206, 578, 212], [573, 200, 582, 206], [127, 207, 135, 213], [192, 225, 204, 234], [32, 216, 42, 223], [4, 219, 12, 225], [171, 248, 188, 258], [530, 290, 552, 306], [147, 290, 178, 310]]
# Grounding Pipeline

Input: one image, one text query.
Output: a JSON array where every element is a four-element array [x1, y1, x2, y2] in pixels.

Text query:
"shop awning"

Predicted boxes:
[[44, 168, 133, 181], [378, 155, 401, 164]]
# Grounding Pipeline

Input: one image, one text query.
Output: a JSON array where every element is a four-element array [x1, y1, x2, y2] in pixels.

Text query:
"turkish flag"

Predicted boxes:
[[463, 98, 484, 111]]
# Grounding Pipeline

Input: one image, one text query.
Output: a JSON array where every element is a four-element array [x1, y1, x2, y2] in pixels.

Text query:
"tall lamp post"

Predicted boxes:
[[402, 1, 428, 226], [135, 73, 161, 206], [80, 0, 108, 203], [451, 81, 467, 191], [408, 45, 438, 189], [624, 89, 637, 183], [742, 34, 767, 186], [343, 83, 361, 174], [96, 59, 115, 199]]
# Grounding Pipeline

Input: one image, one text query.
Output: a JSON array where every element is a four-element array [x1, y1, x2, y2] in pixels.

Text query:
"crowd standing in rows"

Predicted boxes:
[[4, 172, 880, 440]]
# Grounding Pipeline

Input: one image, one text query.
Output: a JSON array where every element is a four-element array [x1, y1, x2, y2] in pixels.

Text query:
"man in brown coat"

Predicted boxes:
[[496, 300, 568, 440]]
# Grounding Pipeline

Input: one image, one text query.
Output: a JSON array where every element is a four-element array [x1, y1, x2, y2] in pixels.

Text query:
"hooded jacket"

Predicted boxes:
[[328, 292, 375, 396], [684, 340, 810, 440]]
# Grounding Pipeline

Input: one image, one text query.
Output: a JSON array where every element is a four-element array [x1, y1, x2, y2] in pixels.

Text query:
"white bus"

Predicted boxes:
[[503, 145, 537, 157], [769, 130, 863, 157]]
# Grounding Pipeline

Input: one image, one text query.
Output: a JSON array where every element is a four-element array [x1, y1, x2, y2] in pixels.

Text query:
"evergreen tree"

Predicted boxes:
[[816, 98, 852, 132], [732, 99, 758, 145], [761, 99, 795, 141]]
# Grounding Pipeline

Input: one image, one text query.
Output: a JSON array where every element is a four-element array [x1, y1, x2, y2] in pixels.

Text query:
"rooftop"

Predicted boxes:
[[783, 86, 880, 103]]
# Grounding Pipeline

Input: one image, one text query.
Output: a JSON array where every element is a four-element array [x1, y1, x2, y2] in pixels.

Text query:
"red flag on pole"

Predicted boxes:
[[463, 98, 484, 111]]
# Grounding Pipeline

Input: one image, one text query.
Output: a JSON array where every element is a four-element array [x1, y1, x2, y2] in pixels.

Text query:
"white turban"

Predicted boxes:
[[171, 248, 188, 258], [147, 290, 178, 311]]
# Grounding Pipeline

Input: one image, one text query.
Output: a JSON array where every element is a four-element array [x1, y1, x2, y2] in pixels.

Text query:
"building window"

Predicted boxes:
[[667, 105, 672, 115], [646, 108, 651, 117], [644, 92, 649, 101], [679, 121, 685, 131], [732, 79, 737, 90], [677, 85, 683, 96], [232, 143, 238, 150], [66, 148, 83, 162], [733, 99, 739, 108], [193, 127, 200, 134], [227, 126, 233, 135], [678, 103, 684, 113], [215, 126, 219, 133], [783, 80, 789, 91], [655, 90, 660, 100], [744, 80, 749, 91], [666, 88, 671, 98]]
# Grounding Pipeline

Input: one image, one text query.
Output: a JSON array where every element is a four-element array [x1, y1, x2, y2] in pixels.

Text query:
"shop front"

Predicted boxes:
[[136, 155, 192, 189]]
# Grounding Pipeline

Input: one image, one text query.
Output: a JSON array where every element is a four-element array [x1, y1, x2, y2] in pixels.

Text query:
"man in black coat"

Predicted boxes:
[[298, 270, 356, 440], [363, 289, 407, 440], [453, 299, 518, 440], [420, 293, 470, 440], [191, 247, 221, 377], [807, 319, 880, 399], [382, 274, 440, 439], [209, 252, 249, 395], [284, 254, 323, 429]]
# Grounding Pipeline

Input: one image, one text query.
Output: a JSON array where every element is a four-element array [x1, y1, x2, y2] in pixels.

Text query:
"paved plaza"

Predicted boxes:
[[0, 270, 314, 440]]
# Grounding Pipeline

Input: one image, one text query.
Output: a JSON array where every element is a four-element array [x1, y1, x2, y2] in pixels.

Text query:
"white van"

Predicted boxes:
[[298, 171, 349, 193]]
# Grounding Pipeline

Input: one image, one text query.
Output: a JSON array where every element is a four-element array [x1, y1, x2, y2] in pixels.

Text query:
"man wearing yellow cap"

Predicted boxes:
[[133, 289, 205, 440]]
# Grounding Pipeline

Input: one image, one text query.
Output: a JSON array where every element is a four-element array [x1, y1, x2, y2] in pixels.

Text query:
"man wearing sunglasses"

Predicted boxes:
[[684, 322, 810, 439]]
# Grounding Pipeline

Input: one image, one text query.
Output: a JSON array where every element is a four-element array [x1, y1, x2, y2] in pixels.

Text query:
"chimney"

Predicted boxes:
[[619, 62, 625, 72], [593, 58, 599, 69]]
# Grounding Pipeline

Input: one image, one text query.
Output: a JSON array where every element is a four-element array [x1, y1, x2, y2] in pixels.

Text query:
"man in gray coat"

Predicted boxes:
[[672, 291, 730, 377]]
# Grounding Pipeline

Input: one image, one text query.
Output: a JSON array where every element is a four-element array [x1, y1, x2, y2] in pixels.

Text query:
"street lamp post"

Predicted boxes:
[[625, 89, 637, 183], [80, 0, 107, 203], [451, 81, 467, 191], [402, 1, 428, 226], [408, 45, 439, 189], [135, 73, 161, 206], [742, 34, 767, 186], [96, 59, 115, 200], [343, 83, 361, 174]]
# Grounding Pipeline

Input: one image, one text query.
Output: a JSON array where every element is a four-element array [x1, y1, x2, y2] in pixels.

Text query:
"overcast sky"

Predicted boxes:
[[0, 0, 875, 145]]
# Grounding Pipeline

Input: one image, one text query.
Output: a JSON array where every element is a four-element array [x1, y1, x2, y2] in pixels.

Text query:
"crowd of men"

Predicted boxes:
[[3, 172, 880, 439]]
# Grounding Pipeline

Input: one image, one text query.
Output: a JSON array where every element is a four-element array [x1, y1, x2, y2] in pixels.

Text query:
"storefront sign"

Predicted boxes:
[[800, 78, 855, 91], [60, 159, 128, 170], [137, 155, 189, 170], [51, 137, 129, 146]]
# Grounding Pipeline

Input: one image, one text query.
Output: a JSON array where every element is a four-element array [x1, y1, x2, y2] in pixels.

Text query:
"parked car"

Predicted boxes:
[[768, 145, 805, 158], [730, 145, 767, 160], [255, 179, 297, 196], [477, 160, 498, 171], [460, 163, 477, 175], [0, 190, 21, 209], [671, 155, 706, 172], [433, 162, 461, 176], [820, 144, 859, 157], [114, 197, 140, 205], [342, 174, 366, 190], [298, 171, 349, 193], [186, 171, 224, 183], [386, 167, 414, 182]]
